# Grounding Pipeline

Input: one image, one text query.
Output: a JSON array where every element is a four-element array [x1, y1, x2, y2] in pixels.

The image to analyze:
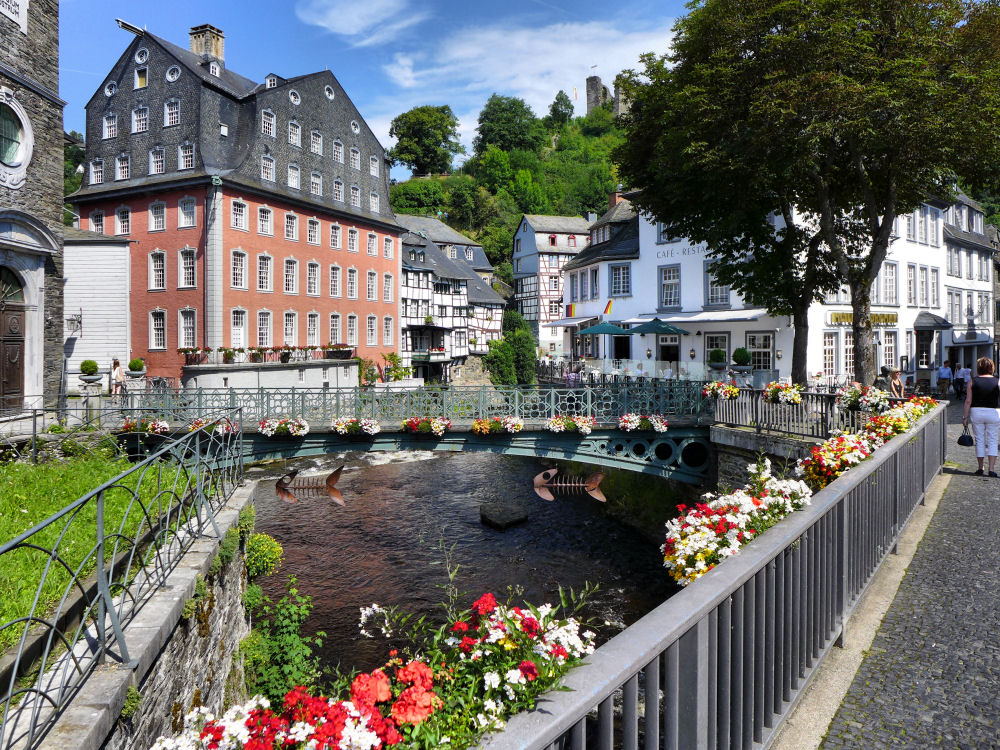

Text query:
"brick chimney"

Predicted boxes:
[[189, 24, 225, 63], [609, 191, 625, 208]]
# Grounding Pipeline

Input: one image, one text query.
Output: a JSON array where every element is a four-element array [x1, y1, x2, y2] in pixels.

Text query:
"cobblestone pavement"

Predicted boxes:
[[822, 400, 1000, 748]]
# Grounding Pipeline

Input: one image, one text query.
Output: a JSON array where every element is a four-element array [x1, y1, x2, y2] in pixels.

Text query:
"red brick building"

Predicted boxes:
[[69, 24, 400, 381]]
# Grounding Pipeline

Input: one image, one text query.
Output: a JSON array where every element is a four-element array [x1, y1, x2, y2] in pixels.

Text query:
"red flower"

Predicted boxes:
[[471, 592, 497, 617], [520, 616, 540, 637], [396, 660, 434, 690], [458, 635, 479, 653], [350, 669, 392, 706], [451, 620, 470, 632], [549, 643, 569, 660], [518, 660, 539, 681], [390, 685, 441, 725]]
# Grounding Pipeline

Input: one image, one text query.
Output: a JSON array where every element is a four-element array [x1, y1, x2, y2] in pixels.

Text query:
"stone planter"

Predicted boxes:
[[78, 374, 103, 384], [126, 369, 146, 378], [708, 361, 728, 371], [731, 365, 752, 373]]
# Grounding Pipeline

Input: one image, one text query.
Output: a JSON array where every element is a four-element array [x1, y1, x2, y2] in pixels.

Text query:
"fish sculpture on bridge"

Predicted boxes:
[[275, 465, 345, 505], [532, 468, 606, 503]]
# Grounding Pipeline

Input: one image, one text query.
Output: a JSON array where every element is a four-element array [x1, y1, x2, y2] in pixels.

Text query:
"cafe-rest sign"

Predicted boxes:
[[828, 312, 898, 326], [0, 0, 27, 33]]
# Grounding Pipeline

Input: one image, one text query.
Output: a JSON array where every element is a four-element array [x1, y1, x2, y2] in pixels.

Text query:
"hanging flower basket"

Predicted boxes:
[[333, 417, 381, 437], [402, 417, 452, 437]]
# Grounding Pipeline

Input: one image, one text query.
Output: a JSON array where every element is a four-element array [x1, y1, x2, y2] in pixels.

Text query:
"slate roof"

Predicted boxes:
[[590, 200, 636, 230], [63, 226, 131, 244], [954, 188, 984, 213], [395, 215, 494, 271], [563, 216, 640, 271], [149, 33, 259, 98], [523, 214, 591, 234], [943, 224, 996, 253], [401, 233, 504, 306]]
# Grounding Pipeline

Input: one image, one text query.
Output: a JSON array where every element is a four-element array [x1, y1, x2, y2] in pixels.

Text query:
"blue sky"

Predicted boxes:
[[60, 0, 680, 172]]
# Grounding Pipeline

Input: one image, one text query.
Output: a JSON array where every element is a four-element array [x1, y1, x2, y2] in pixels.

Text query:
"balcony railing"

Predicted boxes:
[[410, 349, 451, 363], [180, 347, 355, 367]]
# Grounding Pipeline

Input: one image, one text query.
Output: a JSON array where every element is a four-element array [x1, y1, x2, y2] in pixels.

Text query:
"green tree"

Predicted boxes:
[[473, 94, 544, 157], [502, 309, 531, 336], [509, 169, 547, 213], [483, 338, 516, 385], [548, 90, 574, 128], [475, 145, 512, 193], [64, 131, 85, 226], [388, 105, 464, 175], [617, 0, 1000, 384], [509, 328, 537, 384], [390, 179, 447, 215]]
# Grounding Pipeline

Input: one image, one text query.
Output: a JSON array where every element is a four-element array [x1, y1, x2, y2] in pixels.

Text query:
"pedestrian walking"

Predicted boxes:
[[111, 358, 125, 395], [962, 357, 1000, 477], [955, 362, 972, 400], [937, 360, 953, 398]]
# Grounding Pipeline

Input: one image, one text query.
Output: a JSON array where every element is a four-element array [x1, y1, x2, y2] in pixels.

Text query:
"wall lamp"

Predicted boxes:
[[689, 348, 696, 360], [776, 349, 783, 360]]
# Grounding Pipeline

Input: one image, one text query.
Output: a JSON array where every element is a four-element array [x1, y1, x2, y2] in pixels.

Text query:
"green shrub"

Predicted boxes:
[[502, 309, 531, 336], [242, 583, 264, 612], [59, 438, 88, 457], [240, 577, 324, 705], [44, 423, 66, 434], [237, 505, 256, 537], [209, 526, 241, 577], [732, 347, 752, 366], [483, 339, 516, 385], [79, 359, 98, 375], [709, 348, 726, 363], [127, 358, 145, 372], [245, 533, 283, 579], [509, 328, 536, 385]]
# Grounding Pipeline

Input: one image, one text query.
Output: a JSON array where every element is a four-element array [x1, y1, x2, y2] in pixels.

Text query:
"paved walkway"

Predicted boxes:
[[820, 401, 1000, 748]]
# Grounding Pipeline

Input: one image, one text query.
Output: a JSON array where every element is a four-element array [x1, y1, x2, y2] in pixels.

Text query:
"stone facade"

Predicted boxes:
[[710, 426, 816, 490], [0, 0, 65, 408]]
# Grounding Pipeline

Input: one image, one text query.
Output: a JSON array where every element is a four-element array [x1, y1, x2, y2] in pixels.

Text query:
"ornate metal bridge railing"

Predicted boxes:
[[480, 402, 947, 750], [118, 383, 712, 426], [713, 388, 904, 439], [0, 410, 244, 750]]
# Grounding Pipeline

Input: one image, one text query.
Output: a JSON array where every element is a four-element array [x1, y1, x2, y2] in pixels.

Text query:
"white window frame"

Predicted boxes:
[[370, 192, 379, 212], [287, 164, 300, 190], [288, 120, 301, 147], [231, 308, 247, 349], [261, 110, 275, 137], [116, 154, 130, 180], [383, 273, 393, 302], [310, 171, 322, 196], [284, 213, 298, 241], [370, 155, 379, 176], [283, 258, 298, 294], [148, 201, 166, 232], [164, 99, 180, 127], [347, 268, 358, 299], [149, 309, 167, 350], [149, 147, 165, 175], [330, 265, 341, 297], [178, 197, 196, 228], [90, 210, 104, 234], [257, 310, 272, 347], [231, 249, 247, 290], [179, 308, 197, 349], [283, 311, 298, 346], [330, 313, 342, 344], [310, 130, 323, 155], [383, 316, 393, 346], [231, 199, 248, 230], [333, 179, 344, 202], [350, 148, 360, 170], [306, 262, 320, 296], [366, 315, 377, 346], [90, 160, 103, 184], [257, 254, 273, 292], [307, 218, 320, 245], [115, 206, 131, 235], [178, 143, 194, 170], [103, 114, 117, 139], [131, 106, 148, 133], [258, 206, 273, 235], [347, 315, 358, 346], [179, 247, 197, 288], [330, 224, 341, 249], [350, 185, 360, 207], [348, 228, 359, 253], [333, 140, 344, 163], [367, 270, 377, 301], [149, 250, 166, 290], [261, 155, 275, 181], [307, 312, 319, 346], [366, 233, 377, 256], [383, 237, 393, 259]]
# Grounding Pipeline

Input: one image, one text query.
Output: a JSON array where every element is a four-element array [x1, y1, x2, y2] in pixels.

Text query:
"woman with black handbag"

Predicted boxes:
[[963, 357, 1000, 476]]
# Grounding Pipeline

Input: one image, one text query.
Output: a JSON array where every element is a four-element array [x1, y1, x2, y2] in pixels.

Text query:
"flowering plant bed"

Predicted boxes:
[[402, 416, 452, 436], [258, 417, 310, 437], [835, 384, 889, 412], [762, 381, 803, 405], [333, 417, 382, 436], [545, 415, 596, 435], [187, 417, 239, 434], [119, 417, 169, 435], [471, 416, 524, 435], [152, 591, 595, 750], [617, 414, 669, 432], [702, 381, 740, 399], [663, 395, 938, 586]]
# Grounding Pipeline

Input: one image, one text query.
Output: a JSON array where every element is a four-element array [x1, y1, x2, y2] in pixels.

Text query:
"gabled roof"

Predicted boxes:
[[523, 214, 591, 234], [954, 187, 984, 213], [63, 226, 131, 244], [564, 216, 640, 271], [148, 33, 258, 98], [400, 233, 469, 279], [590, 200, 636, 230], [395, 215, 476, 246]]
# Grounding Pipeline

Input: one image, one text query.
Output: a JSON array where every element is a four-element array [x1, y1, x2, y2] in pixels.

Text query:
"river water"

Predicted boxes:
[[250, 450, 679, 674]]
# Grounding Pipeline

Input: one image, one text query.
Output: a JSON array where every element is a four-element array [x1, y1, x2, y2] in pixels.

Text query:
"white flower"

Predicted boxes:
[[506, 668, 525, 685], [484, 671, 500, 689]]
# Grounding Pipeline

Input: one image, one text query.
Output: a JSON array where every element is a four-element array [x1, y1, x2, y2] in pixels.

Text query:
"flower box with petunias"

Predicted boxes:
[[835, 384, 889, 412], [762, 381, 803, 405], [258, 417, 310, 437], [545, 415, 596, 435], [187, 417, 239, 434], [471, 416, 524, 435], [402, 416, 452, 437], [702, 381, 740, 399], [617, 414, 669, 432], [333, 417, 381, 436], [120, 417, 169, 435]]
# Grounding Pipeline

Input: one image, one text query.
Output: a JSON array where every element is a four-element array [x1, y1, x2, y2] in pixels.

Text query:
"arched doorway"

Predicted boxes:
[[0, 267, 25, 410]]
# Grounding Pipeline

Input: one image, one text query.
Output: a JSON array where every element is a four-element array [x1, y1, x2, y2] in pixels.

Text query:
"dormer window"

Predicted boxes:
[[209, 61, 220, 77], [548, 234, 557, 246], [266, 75, 278, 89]]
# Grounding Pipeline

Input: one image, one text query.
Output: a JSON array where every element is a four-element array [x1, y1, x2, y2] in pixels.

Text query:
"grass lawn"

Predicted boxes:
[[0, 452, 191, 652]]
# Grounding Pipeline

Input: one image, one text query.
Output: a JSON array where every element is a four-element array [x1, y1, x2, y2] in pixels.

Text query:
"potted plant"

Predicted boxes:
[[731, 347, 752, 373], [78, 359, 102, 383], [708, 348, 727, 371], [126, 358, 146, 377], [220, 347, 235, 364], [248, 346, 264, 363], [424, 314, 434, 325]]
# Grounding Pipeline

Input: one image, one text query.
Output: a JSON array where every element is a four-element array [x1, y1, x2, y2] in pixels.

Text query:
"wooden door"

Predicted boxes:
[[0, 268, 26, 412]]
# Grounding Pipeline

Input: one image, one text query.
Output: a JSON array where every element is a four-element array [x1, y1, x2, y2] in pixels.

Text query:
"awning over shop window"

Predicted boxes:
[[543, 316, 597, 328], [623, 309, 769, 324], [913, 311, 953, 330]]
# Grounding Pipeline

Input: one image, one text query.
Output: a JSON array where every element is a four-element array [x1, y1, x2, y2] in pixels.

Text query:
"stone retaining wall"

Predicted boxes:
[[40, 483, 258, 750], [711, 426, 816, 490]]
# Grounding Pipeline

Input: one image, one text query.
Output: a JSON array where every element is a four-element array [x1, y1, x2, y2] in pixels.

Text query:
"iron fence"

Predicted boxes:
[[116, 384, 713, 426], [0, 410, 244, 749], [713, 389, 904, 440], [479, 403, 946, 750]]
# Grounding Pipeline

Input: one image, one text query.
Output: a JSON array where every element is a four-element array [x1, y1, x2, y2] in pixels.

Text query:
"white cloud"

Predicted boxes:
[[295, 0, 431, 47]]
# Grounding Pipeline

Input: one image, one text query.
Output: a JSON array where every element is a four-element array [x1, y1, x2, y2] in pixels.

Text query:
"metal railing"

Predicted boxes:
[[480, 403, 947, 750], [116, 384, 713, 425], [0, 410, 244, 749], [713, 389, 904, 440]]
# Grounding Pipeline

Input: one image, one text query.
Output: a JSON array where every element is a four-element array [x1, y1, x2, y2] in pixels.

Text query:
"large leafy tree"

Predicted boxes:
[[547, 90, 574, 128], [473, 95, 544, 158], [617, 0, 1000, 384], [388, 105, 464, 176]]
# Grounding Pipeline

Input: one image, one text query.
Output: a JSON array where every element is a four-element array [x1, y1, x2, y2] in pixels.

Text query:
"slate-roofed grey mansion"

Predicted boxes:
[[68, 23, 402, 380]]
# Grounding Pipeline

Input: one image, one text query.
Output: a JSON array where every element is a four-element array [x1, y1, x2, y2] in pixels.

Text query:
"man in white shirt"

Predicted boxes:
[[955, 363, 973, 399], [937, 360, 953, 398]]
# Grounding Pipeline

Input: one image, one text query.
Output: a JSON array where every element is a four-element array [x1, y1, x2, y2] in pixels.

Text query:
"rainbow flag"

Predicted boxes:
[[603, 299, 613, 315], [567, 303, 576, 317]]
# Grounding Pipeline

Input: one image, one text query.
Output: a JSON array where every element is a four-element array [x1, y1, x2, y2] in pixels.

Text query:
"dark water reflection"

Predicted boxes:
[[251, 451, 679, 674]]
